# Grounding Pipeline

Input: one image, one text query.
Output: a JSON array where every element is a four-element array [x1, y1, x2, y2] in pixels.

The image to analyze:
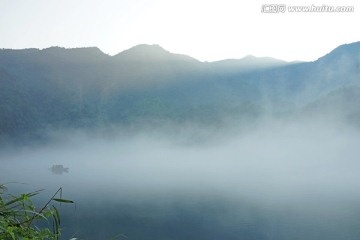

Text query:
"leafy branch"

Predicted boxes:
[[0, 184, 74, 240]]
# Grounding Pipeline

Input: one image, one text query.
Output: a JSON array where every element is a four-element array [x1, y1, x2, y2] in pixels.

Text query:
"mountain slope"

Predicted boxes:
[[209, 55, 293, 73], [0, 41, 359, 139], [303, 86, 360, 125]]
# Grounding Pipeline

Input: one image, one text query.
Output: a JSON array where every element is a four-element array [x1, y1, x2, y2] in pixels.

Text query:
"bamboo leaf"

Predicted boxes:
[[52, 198, 74, 203], [52, 205, 61, 225]]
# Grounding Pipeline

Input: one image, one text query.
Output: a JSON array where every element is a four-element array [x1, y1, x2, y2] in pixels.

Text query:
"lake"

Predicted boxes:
[[1, 123, 360, 239]]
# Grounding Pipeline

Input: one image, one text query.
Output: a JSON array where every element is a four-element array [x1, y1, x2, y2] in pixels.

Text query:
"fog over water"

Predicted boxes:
[[1, 118, 360, 239]]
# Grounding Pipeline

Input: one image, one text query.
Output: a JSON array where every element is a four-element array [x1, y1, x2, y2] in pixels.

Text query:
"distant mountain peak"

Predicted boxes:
[[316, 41, 360, 62], [115, 44, 170, 58], [242, 54, 257, 59], [127, 44, 166, 52], [38, 46, 109, 62], [241, 55, 286, 63], [114, 44, 198, 62], [210, 55, 290, 72], [42, 46, 106, 55]]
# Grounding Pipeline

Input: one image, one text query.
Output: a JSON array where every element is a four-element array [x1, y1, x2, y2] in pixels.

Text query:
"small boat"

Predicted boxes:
[[50, 164, 69, 175]]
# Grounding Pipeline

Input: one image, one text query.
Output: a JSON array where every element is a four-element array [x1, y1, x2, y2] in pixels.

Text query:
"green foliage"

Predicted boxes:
[[0, 184, 74, 240]]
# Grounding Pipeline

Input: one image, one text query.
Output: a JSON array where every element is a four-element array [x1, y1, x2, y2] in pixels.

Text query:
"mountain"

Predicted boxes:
[[0, 41, 359, 140], [209, 55, 293, 73], [221, 41, 360, 108], [302, 86, 360, 125], [312, 42, 360, 89], [114, 44, 198, 63], [108, 44, 204, 89]]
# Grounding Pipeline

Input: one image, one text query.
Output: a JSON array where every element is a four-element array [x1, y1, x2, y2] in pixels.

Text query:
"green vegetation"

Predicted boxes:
[[0, 184, 74, 240], [1, 42, 360, 140]]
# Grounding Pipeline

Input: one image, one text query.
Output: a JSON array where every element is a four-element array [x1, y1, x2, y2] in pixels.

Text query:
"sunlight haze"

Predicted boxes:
[[0, 0, 359, 61], [1, 0, 360, 239]]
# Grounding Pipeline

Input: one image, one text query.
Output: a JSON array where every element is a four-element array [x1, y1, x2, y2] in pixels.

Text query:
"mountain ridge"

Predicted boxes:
[[2, 40, 360, 64], [0, 41, 359, 140], [0, 44, 297, 64]]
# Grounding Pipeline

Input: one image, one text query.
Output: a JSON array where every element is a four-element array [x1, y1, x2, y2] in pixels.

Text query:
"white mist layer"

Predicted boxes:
[[1, 120, 360, 209]]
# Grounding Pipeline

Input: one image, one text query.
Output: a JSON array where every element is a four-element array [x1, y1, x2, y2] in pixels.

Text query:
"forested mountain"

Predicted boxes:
[[0, 42, 359, 139], [302, 86, 360, 125]]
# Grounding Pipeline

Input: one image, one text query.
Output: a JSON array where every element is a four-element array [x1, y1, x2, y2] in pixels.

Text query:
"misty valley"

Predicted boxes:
[[1, 42, 360, 239]]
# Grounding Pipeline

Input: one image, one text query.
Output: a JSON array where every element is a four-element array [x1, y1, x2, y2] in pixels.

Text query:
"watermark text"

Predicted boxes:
[[261, 4, 354, 13]]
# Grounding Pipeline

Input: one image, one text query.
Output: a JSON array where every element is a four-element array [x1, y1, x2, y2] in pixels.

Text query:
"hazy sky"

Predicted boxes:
[[0, 0, 359, 61]]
